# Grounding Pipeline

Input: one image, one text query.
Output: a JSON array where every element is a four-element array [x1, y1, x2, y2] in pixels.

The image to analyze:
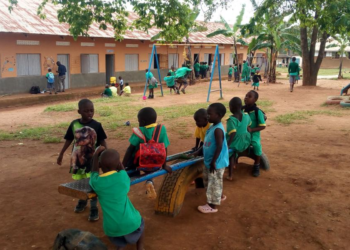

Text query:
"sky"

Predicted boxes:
[[196, 0, 254, 25]]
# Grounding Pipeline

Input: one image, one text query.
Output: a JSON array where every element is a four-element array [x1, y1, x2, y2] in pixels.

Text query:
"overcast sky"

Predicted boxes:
[[196, 0, 254, 24]]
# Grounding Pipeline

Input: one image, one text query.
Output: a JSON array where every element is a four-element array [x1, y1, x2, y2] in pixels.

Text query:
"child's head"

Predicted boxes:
[[125, 82, 129, 86], [207, 103, 226, 124], [78, 99, 94, 122], [244, 90, 259, 106], [118, 76, 122, 80], [167, 72, 171, 76], [292, 57, 296, 62], [138, 107, 157, 127], [194, 109, 208, 128], [48, 68, 52, 72], [105, 84, 109, 88], [171, 66, 175, 71], [229, 65, 232, 68], [251, 64, 254, 68], [182, 63, 186, 67], [99, 149, 123, 173], [145, 69, 148, 72], [229, 97, 242, 113], [256, 64, 259, 67], [243, 60, 246, 63]]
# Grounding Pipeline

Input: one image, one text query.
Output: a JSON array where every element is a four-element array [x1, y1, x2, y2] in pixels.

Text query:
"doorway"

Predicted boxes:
[[105, 54, 115, 84], [193, 54, 199, 63], [57, 54, 70, 89]]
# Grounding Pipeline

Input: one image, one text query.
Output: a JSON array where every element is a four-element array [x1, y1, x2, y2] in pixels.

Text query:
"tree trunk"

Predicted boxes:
[[268, 51, 278, 83], [338, 58, 343, 79], [186, 36, 195, 84], [233, 36, 240, 81], [264, 48, 269, 78], [268, 46, 274, 83]]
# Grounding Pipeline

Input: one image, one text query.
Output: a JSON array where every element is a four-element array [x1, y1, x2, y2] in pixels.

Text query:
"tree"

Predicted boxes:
[[251, 0, 350, 86], [206, 4, 246, 71], [326, 35, 350, 79]]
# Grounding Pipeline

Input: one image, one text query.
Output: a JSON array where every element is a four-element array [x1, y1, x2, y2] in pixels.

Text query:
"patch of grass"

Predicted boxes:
[[94, 96, 136, 103], [96, 106, 113, 117], [43, 136, 61, 143], [45, 103, 77, 112], [275, 110, 343, 125]]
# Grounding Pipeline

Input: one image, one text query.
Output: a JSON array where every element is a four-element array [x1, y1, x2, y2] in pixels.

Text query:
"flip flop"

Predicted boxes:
[[146, 181, 157, 200], [221, 195, 227, 202], [198, 204, 218, 213]]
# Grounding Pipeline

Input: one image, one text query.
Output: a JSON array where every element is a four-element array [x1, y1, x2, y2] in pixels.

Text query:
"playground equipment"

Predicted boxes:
[[340, 83, 350, 96], [59, 149, 270, 217], [143, 44, 223, 102], [326, 96, 349, 105]]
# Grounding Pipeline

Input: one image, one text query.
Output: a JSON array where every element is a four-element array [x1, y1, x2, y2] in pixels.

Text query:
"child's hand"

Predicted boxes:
[[209, 162, 216, 174], [57, 154, 63, 165], [163, 165, 173, 174], [94, 146, 105, 156]]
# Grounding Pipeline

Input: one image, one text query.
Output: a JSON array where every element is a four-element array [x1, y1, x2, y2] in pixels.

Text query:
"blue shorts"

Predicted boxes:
[[109, 218, 145, 247]]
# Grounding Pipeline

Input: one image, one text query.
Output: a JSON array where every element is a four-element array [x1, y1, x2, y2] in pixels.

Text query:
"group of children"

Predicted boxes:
[[228, 62, 262, 90], [102, 76, 132, 98], [57, 89, 266, 249]]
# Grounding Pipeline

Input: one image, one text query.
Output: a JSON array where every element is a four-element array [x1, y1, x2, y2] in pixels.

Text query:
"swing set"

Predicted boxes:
[[143, 44, 223, 102]]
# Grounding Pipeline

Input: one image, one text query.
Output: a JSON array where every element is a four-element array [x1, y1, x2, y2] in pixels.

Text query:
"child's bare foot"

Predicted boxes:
[[226, 176, 233, 181], [146, 181, 157, 200]]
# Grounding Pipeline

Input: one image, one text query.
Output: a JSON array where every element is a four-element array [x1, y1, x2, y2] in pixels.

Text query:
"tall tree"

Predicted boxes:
[[251, 0, 350, 86], [326, 35, 350, 79], [206, 4, 246, 69]]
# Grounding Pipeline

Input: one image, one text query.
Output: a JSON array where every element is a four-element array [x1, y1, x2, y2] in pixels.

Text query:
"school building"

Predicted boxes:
[[0, 0, 259, 95]]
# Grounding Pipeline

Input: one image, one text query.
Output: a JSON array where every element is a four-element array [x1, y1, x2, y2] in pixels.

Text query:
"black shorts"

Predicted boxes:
[[109, 218, 145, 247]]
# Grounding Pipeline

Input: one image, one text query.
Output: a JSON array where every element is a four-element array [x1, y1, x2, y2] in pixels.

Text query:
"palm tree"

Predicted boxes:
[[326, 35, 350, 79], [206, 4, 246, 71]]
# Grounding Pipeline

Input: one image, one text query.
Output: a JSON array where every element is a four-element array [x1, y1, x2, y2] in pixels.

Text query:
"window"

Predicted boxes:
[[16, 54, 41, 76], [81, 54, 99, 73], [125, 54, 138, 71], [168, 54, 179, 68], [219, 54, 225, 65]]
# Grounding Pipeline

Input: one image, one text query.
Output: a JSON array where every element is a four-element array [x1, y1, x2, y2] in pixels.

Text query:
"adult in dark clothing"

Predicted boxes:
[[56, 61, 67, 92], [288, 57, 300, 92]]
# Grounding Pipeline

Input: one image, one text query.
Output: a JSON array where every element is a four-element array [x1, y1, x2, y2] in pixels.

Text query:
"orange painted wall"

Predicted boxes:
[[0, 32, 250, 78]]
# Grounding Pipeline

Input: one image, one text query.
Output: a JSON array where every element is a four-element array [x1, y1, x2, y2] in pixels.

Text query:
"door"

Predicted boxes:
[[57, 54, 70, 89], [193, 54, 199, 64], [105, 54, 115, 84]]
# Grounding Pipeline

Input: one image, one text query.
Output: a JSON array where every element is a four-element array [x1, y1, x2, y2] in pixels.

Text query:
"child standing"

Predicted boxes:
[[122, 107, 172, 199], [90, 147, 145, 250], [228, 65, 233, 81], [145, 69, 158, 99], [234, 64, 239, 82], [198, 103, 229, 214], [45, 68, 56, 94], [118, 76, 124, 92], [194, 62, 200, 79], [193, 109, 210, 152], [226, 97, 251, 181], [241, 61, 250, 84], [250, 64, 256, 78], [57, 99, 107, 221], [252, 71, 262, 91], [242, 91, 266, 177], [164, 72, 179, 94]]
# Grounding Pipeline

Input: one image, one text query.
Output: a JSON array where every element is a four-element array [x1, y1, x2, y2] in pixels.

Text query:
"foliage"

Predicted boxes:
[[45, 103, 76, 112], [326, 35, 350, 78]]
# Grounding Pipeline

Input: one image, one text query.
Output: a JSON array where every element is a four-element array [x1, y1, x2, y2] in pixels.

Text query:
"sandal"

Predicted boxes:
[[146, 181, 157, 200], [198, 204, 218, 213]]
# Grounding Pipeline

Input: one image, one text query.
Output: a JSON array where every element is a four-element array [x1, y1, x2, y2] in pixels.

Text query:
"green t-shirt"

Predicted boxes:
[[251, 67, 256, 73], [226, 112, 252, 153], [129, 124, 170, 155], [103, 88, 112, 97], [245, 109, 266, 141], [194, 63, 200, 72], [234, 66, 238, 72], [90, 170, 141, 237], [169, 70, 175, 76], [228, 67, 233, 74], [254, 67, 260, 72], [288, 62, 299, 75], [164, 76, 175, 87], [145, 72, 154, 80], [175, 67, 192, 78]]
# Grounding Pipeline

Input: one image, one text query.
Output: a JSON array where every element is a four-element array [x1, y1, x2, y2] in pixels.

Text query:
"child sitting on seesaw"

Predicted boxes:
[[242, 90, 266, 177], [164, 72, 179, 94], [193, 108, 210, 153], [57, 99, 107, 221], [90, 147, 145, 250], [226, 97, 252, 181], [197, 103, 229, 214], [122, 107, 172, 199]]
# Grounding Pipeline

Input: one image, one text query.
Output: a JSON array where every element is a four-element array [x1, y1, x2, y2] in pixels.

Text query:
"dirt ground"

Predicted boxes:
[[0, 79, 349, 250]]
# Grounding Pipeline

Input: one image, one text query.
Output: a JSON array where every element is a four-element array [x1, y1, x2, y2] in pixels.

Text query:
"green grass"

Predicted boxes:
[[276, 67, 350, 78], [96, 106, 113, 117], [275, 110, 343, 125], [45, 103, 76, 112], [43, 136, 61, 143]]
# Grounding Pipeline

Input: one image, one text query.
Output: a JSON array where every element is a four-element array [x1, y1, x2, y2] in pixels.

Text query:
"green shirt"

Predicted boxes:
[[228, 67, 233, 74], [145, 72, 154, 80], [103, 88, 112, 97], [246, 109, 266, 141], [89, 170, 141, 237], [251, 67, 256, 73], [164, 76, 176, 87], [288, 62, 299, 75], [234, 66, 238, 72], [129, 123, 170, 155], [169, 70, 175, 76], [175, 67, 192, 78], [226, 112, 252, 153], [194, 63, 200, 71]]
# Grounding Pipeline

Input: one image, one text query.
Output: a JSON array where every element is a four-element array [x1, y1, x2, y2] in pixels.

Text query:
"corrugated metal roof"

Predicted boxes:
[[0, 0, 237, 44]]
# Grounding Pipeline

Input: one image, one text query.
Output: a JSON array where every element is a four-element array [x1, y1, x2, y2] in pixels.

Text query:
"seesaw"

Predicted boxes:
[[59, 148, 270, 217]]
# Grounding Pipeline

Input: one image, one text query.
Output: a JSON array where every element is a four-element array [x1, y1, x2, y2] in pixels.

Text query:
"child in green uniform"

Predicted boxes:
[[252, 71, 262, 91], [250, 64, 255, 78], [241, 61, 250, 84], [234, 64, 239, 82], [194, 62, 200, 79], [255, 65, 260, 72], [90, 147, 145, 250], [193, 108, 211, 153], [145, 69, 158, 99], [242, 91, 266, 177], [226, 97, 252, 181], [228, 65, 233, 81], [57, 99, 107, 221], [122, 107, 172, 199], [164, 72, 179, 94]]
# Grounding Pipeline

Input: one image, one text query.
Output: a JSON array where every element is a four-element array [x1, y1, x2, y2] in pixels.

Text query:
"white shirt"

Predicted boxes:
[[119, 79, 124, 86]]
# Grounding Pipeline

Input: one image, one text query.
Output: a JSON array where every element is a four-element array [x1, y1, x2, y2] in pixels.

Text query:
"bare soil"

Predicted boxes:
[[0, 79, 349, 250]]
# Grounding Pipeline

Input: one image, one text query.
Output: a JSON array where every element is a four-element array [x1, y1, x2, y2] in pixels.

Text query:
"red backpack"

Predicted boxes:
[[133, 124, 166, 170]]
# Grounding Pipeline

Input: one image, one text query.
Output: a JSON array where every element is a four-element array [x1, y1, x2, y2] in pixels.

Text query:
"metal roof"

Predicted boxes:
[[0, 0, 237, 44]]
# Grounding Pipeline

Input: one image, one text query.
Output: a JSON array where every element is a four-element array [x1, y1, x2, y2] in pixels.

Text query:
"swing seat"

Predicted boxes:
[[210, 89, 221, 93]]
